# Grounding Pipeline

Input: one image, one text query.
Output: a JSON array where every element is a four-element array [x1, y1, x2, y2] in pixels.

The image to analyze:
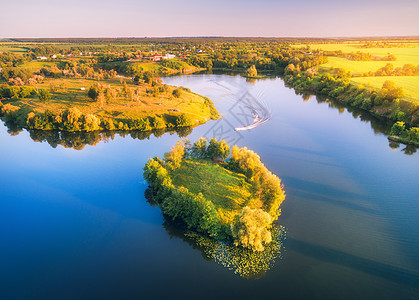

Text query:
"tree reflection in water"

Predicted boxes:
[[160, 212, 286, 279], [2, 123, 196, 150]]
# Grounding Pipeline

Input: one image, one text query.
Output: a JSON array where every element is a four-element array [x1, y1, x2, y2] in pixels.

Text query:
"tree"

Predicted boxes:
[[172, 88, 182, 98], [164, 140, 185, 169], [231, 207, 272, 251], [37, 89, 51, 102], [191, 138, 207, 158], [143, 71, 154, 84], [380, 80, 404, 101], [87, 84, 100, 101], [390, 121, 405, 136], [246, 65, 257, 77], [207, 138, 230, 162]]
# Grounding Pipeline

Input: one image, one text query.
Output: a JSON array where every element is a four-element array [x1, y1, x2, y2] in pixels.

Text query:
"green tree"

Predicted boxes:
[[164, 140, 186, 169], [390, 121, 405, 136], [37, 89, 51, 102], [87, 84, 101, 101], [172, 88, 182, 98], [207, 138, 230, 162], [191, 137, 208, 158]]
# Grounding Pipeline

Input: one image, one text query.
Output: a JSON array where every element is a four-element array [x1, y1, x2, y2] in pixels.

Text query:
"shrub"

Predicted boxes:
[[172, 88, 182, 98], [37, 89, 51, 102]]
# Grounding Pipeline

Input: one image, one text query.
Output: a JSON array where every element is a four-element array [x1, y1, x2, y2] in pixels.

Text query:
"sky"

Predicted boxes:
[[1, 0, 418, 38]]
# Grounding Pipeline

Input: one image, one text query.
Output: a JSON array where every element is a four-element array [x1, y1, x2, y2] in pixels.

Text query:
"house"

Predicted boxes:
[[162, 53, 175, 60], [37, 56, 48, 60], [149, 54, 162, 61], [51, 54, 57, 59]]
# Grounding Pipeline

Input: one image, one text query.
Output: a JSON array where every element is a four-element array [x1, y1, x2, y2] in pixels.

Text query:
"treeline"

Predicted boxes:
[[0, 99, 199, 132], [285, 70, 419, 126], [0, 85, 37, 99], [324, 50, 396, 61], [0, 51, 27, 68], [143, 138, 285, 251], [359, 63, 419, 77], [25, 108, 196, 131]]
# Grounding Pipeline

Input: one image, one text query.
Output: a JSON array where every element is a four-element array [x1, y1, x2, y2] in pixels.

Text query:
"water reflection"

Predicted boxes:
[[2, 122, 196, 150], [162, 217, 286, 279], [146, 186, 285, 279], [290, 88, 418, 154]]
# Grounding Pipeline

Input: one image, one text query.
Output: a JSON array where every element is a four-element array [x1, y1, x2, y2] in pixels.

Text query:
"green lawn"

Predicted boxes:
[[170, 159, 256, 224]]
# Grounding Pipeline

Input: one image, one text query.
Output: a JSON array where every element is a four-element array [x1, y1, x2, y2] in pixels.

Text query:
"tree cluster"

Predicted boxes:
[[143, 138, 286, 252]]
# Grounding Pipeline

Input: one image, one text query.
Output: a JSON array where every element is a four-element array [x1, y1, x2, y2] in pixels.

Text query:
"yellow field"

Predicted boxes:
[[20, 61, 57, 71], [295, 42, 419, 102], [351, 76, 419, 103]]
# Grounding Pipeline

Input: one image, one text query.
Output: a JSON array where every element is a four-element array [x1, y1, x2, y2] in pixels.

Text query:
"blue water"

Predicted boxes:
[[0, 74, 418, 299]]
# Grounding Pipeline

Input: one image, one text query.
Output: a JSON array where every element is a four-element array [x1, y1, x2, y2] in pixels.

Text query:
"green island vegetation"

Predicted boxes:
[[143, 138, 286, 252], [0, 37, 418, 146]]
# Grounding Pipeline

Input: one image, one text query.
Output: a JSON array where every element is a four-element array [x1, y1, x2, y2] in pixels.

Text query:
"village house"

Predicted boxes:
[[149, 54, 162, 61], [162, 53, 175, 60]]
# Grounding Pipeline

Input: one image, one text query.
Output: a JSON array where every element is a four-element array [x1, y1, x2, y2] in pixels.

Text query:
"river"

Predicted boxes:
[[0, 74, 418, 299]]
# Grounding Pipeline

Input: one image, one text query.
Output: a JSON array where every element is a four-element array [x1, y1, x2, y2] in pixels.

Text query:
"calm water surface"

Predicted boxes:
[[0, 74, 418, 299]]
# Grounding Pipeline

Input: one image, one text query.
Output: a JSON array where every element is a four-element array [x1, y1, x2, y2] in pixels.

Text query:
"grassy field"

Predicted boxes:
[[295, 42, 419, 102], [351, 76, 419, 103], [19, 61, 57, 71], [0, 44, 29, 53], [10, 77, 216, 124], [171, 158, 256, 225]]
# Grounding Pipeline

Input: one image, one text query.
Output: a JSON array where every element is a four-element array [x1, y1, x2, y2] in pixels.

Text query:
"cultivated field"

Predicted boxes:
[[295, 42, 419, 102]]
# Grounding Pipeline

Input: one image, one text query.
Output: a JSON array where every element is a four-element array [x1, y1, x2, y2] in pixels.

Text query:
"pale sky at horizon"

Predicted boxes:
[[1, 0, 418, 38]]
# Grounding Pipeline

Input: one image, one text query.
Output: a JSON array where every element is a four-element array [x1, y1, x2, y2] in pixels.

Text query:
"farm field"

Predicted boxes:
[[351, 76, 419, 103], [295, 42, 419, 102]]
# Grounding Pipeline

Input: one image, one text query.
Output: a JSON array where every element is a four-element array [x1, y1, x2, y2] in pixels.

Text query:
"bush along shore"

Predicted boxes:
[[143, 138, 286, 252], [283, 68, 419, 146]]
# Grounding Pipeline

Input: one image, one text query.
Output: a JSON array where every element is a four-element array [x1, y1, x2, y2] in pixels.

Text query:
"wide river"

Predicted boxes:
[[1, 74, 418, 299]]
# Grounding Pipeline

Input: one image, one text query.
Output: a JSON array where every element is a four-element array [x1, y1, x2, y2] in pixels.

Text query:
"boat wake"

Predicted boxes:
[[234, 104, 271, 131]]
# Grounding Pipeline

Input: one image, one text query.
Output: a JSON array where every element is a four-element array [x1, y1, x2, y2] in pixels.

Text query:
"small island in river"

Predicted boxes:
[[143, 138, 286, 252]]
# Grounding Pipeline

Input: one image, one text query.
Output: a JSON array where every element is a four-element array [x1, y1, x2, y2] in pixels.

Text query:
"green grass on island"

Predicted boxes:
[[143, 138, 286, 252], [170, 158, 255, 225]]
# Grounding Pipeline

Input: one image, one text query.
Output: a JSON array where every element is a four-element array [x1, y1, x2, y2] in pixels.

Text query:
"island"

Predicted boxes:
[[143, 138, 286, 252]]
